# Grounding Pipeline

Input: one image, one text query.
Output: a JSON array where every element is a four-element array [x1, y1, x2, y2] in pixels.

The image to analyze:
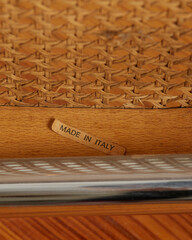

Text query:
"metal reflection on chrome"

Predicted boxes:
[[0, 154, 191, 205]]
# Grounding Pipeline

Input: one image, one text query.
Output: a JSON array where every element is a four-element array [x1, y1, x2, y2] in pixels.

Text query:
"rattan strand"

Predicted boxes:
[[0, 0, 192, 108]]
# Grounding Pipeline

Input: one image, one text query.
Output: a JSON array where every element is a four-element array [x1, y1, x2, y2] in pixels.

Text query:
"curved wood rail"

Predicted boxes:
[[0, 107, 192, 239]]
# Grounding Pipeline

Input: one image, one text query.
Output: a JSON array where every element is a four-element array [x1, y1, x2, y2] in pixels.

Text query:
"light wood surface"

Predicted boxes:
[[0, 107, 192, 239], [1, 107, 192, 158]]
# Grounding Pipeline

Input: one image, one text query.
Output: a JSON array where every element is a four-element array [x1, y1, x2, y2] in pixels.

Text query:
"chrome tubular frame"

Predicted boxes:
[[0, 154, 191, 205]]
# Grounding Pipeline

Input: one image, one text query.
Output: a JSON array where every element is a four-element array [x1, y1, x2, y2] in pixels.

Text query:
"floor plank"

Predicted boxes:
[[0, 215, 191, 240]]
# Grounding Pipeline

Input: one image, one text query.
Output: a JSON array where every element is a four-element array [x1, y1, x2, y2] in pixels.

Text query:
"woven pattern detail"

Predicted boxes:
[[0, 0, 192, 108], [0, 155, 191, 176]]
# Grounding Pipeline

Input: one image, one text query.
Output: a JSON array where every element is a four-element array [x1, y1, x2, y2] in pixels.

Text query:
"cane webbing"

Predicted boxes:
[[0, 0, 192, 108]]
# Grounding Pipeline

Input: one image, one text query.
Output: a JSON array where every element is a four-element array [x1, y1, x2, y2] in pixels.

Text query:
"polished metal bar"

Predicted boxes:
[[0, 154, 191, 205]]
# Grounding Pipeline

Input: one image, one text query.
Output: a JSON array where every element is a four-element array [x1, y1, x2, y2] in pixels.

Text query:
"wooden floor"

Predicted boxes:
[[0, 107, 192, 239], [0, 214, 192, 240]]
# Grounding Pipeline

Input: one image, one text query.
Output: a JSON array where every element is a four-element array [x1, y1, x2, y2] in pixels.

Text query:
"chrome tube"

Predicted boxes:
[[0, 154, 191, 205]]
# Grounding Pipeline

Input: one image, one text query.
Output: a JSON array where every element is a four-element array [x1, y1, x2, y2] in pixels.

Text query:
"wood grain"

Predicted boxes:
[[0, 107, 192, 239], [51, 118, 126, 155], [0, 214, 191, 240], [1, 107, 192, 158], [0, 202, 192, 218]]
